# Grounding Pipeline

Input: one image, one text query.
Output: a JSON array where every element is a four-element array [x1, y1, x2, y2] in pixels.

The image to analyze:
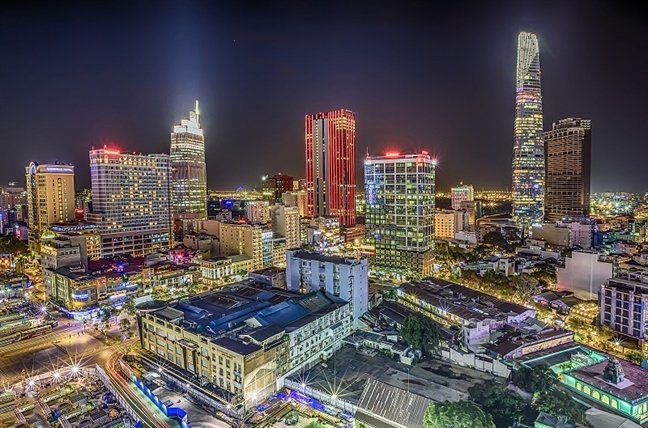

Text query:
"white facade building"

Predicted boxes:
[[86, 148, 172, 258], [286, 249, 368, 327], [557, 250, 616, 300], [451, 184, 474, 210], [245, 200, 270, 224]]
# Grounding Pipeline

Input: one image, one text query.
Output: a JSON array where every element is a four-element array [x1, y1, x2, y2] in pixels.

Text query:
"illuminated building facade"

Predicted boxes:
[[451, 184, 474, 210], [305, 109, 356, 226], [271, 203, 300, 249], [170, 101, 207, 222], [364, 152, 435, 278], [87, 148, 172, 258], [544, 118, 592, 222], [25, 162, 76, 248], [512, 32, 544, 233], [138, 285, 351, 411], [262, 173, 294, 201]]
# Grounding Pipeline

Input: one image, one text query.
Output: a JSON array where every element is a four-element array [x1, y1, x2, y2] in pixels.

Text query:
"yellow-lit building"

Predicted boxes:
[[138, 286, 351, 412], [25, 162, 76, 249]]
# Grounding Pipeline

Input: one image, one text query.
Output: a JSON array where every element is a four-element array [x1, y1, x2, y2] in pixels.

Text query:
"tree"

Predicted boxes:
[[627, 350, 645, 365], [469, 381, 536, 428], [123, 298, 137, 316], [481, 232, 512, 252], [422, 401, 495, 428], [511, 365, 558, 393], [511, 275, 540, 302], [533, 389, 586, 424], [99, 306, 113, 323], [119, 318, 132, 334], [400, 314, 441, 353]]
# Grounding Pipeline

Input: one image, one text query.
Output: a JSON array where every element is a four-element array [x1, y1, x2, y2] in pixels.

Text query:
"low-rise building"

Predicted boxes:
[[396, 277, 536, 345], [354, 378, 431, 428], [46, 255, 198, 317], [138, 284, 352, 411], [200, 255, 253, 286]]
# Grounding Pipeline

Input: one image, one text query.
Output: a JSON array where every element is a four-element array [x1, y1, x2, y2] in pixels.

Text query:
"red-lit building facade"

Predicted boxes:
[[263, 173, 294, 201], [305, 109, 356, 226]]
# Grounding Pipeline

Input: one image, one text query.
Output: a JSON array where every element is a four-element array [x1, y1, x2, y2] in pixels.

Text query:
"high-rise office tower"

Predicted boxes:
[[544, 118, 592, 222], [512, 32, 544, 233], [364, 152, 435, 278], [171, 101, 207, 222], [87, 148, 172, 258], [25, 162, 76, 248], [451, 184, 474, 210], [305, 109, 356, 226]]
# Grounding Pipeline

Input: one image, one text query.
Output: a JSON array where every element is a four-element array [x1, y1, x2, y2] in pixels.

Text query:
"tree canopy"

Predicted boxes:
[[481, 232, 512, 252], [422, 401, 495, 428], [533, 389, 586, 424], [511, 365, 558, 393], [400, 314, 441, 353], [469, 381, 536, 428]]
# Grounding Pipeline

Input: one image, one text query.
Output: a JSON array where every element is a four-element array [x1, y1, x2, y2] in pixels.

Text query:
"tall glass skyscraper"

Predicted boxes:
[[171, 101, 207, 222], [364, 152, 435, 278], [512, 32, 544, 233]]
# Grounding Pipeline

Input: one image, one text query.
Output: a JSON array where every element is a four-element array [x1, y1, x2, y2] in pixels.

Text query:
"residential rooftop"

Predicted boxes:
[[398, 276, 534, 323], [288, 249, 365, 266]]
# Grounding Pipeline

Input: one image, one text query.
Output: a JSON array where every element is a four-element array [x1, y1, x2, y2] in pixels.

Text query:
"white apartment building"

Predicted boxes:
[[286, 249, 368, 327], [245, 200, 270, 224]]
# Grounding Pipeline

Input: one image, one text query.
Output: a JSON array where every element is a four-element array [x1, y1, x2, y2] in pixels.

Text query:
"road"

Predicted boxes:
[[0, 317, 178, 427], [0, 323, 89, 385], [102, 344, 176, 428]]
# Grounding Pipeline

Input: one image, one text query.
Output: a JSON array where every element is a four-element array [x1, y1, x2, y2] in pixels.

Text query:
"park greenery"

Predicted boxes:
[[400, 314, 441, 353]]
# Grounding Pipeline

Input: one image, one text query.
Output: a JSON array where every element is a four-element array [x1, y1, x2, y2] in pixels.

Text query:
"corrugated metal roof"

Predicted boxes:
[[356, 378, 431, 428]]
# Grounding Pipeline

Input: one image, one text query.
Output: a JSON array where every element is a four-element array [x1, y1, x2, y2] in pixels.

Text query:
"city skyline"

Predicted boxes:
[[0, 2, 646, 193]]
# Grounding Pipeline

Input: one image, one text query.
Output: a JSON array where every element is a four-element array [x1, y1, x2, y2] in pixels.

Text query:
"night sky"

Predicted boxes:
[[1, 1, 646, 192]]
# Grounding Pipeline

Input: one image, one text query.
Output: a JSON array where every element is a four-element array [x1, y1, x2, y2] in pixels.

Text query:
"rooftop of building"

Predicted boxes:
[[570, 358, 648, 404], [249, 266, 285, 277], [287, 249, 366, 266], [146, 281, 348, 356], [398, 276, 533, 323], [484, 327, 573, 359], [355, 378, 431, 428]]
